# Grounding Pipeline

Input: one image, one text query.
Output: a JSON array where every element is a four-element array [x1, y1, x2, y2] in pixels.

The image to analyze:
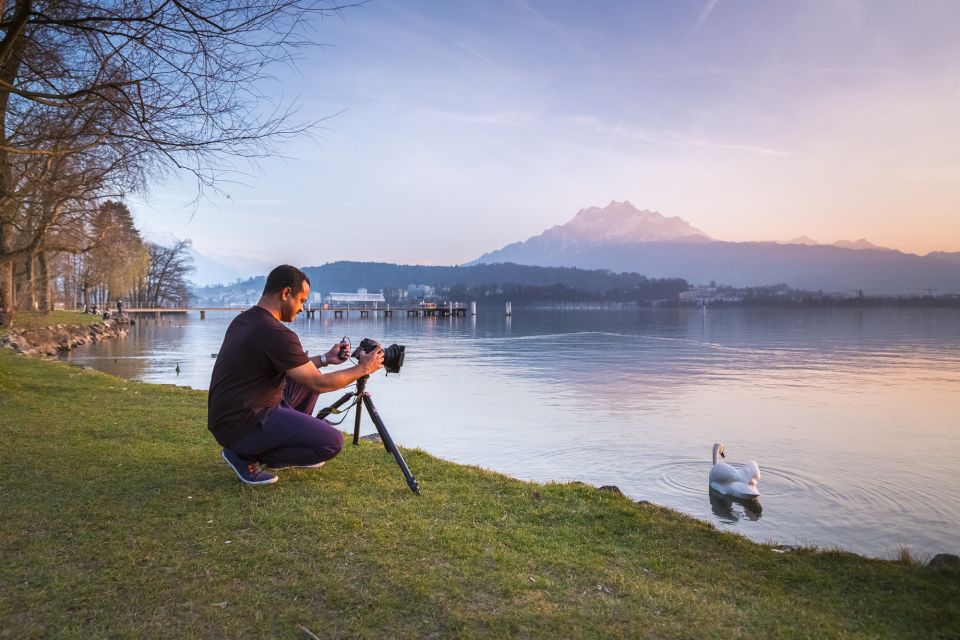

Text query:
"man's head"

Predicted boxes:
[[263, 265, 311, 322]]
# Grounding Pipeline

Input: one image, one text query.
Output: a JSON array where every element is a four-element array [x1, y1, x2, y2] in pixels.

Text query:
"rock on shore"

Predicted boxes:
[[1, 320, 130, 358]]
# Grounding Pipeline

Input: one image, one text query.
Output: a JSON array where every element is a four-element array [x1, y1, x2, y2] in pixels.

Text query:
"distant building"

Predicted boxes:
[[678, 287, 716, 302], [407, 284, 435, 299], [324, 289, 386, 306], [679, 287, 742, 303]]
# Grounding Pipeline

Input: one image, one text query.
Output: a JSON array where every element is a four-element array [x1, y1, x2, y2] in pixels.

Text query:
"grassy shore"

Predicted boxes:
[[0, 310, 102, 336], [1, 348, 957, 639]]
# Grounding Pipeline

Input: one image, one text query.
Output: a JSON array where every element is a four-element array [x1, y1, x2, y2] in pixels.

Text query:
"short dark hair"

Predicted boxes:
[[263, 265, 310, 295]]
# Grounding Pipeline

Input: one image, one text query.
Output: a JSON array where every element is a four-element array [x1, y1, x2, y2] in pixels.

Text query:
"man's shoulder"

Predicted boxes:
[[238, 307, 299, 340], [231, 306, 279, 328]]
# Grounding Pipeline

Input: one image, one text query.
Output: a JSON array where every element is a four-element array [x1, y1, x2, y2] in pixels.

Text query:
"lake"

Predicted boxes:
[[67, 306, 960, 559]]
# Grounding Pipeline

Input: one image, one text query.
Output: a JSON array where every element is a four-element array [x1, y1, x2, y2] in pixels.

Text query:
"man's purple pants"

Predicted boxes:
[[230, 378, 343, 466]]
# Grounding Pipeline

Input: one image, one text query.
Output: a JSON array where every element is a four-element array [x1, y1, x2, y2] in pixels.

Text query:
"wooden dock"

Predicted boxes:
[[125, 305, 470, 319]]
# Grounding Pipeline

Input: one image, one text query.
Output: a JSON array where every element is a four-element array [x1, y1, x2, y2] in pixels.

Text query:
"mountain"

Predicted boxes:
[[785, 237, 893, 251], [551, 200, 711, 244], [473, 203, 960, 295], [830, 238, 891, 251], [927, 251, 960, 265], [189, 248, 273, 286], [473, 201, 709, 266]]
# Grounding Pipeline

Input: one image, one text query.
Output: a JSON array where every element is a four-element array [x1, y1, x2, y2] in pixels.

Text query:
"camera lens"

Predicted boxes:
[[381, 343, 406, 374]]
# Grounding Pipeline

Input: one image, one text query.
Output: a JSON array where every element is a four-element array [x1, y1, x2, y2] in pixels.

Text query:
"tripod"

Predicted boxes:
[[317, 375, 420, 495]]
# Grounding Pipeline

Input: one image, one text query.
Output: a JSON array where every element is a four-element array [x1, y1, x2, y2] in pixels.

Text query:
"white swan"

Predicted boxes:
[[709, 442, 761, 499]]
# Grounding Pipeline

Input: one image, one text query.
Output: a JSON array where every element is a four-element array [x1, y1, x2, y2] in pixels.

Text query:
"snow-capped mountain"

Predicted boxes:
[[555, 200, 711, 244], [474, 200, 709, 264]]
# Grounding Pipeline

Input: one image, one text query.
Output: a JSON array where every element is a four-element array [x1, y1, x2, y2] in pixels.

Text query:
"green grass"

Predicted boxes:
[[1, 349, 958, 639], [1, 310, 102, 336]]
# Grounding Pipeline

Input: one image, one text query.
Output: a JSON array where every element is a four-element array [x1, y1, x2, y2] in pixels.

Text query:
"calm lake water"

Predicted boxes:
[[67, 307, 960, 559]]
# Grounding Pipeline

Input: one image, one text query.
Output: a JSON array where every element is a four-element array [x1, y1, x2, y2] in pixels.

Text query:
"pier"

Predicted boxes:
[[125, 304, 472, 319]]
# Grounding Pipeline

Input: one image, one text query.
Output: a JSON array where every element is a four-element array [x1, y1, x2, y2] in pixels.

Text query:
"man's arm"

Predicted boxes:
[[285, 347, 384, 394]]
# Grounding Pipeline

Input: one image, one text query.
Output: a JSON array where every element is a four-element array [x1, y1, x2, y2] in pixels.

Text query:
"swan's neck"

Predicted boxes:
[[712, 443, 721, 465]]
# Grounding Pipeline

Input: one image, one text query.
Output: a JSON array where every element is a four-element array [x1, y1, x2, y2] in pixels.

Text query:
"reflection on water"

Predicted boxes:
[[709, 489, 763, 522], [67, 307, 960, 558]]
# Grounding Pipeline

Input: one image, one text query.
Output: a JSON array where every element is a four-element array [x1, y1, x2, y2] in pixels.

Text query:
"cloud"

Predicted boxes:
[[568, 115, 789, 157], [693, 0, 722, 33], [421, 108, 535, 127], [451, 40, 500, 68], [508, 0, 597, 58]]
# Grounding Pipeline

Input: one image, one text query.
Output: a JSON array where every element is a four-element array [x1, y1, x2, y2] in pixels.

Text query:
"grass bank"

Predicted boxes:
[[0, 310, 102, 336], [1, 349, 957, 638]]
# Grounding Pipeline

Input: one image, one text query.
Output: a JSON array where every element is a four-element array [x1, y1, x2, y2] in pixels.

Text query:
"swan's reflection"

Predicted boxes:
[[709, 488, 763, 522]]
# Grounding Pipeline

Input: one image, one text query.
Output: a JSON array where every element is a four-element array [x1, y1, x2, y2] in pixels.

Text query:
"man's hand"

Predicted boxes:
[[357, 346, 384, 375], [289, 342, 384, 394], [324, 339, 351, 365]]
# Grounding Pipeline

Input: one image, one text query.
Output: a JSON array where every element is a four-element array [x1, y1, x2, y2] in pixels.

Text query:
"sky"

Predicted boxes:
[[131, 0, 960, 275]]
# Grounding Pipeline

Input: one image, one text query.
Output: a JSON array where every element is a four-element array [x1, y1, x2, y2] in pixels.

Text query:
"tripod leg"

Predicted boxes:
[[351, 376, 369, 446], [361, 394, 420, 495], [316, 391, 354, 421], [352, 394, 365, 445]]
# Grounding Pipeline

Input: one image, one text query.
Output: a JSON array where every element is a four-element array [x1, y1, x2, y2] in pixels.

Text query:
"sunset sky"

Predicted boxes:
[[132, 0, 960, 271]]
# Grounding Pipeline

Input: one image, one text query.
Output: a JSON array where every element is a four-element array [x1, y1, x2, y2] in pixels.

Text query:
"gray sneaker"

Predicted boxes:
[[267, 460, 326, 470], [221, 448, 278, 485]]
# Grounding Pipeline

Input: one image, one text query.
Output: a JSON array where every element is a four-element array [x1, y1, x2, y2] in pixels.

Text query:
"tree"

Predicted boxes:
[[145, 238, 193, 307], [0, 0, 350, 325], [65, 200, 147, 309]]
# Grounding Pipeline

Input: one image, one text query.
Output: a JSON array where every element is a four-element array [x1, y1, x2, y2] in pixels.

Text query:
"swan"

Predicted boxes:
[[709, 442, 761, 499]]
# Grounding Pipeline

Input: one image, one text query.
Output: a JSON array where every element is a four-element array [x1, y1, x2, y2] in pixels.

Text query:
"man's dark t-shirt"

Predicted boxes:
[[208, 306, 310, 446]]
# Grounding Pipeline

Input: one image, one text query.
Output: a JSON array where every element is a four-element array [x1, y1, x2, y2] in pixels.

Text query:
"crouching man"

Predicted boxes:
[[207, 265, 383, 485]]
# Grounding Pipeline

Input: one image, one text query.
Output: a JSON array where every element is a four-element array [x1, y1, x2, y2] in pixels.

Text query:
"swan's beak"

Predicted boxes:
[[720, 451, 725, 458]]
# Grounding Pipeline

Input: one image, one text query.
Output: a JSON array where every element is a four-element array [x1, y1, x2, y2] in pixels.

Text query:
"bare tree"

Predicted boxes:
[[145, 237, 193, 307], [0, 0, 352, 325]]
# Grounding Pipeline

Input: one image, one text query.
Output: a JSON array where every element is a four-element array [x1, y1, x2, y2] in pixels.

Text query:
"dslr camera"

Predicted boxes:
[[349, 337, 406, 375]]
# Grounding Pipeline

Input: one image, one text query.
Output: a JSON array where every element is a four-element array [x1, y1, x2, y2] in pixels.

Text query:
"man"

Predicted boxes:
[[208, 265, 383, 485]]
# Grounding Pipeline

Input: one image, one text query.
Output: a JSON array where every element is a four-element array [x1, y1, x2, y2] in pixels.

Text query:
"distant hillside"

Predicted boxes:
[[193, 261, 689, 305], [928, 251, 960, 265], [477, 241, 960, 295], [299, 261, 685, 293]]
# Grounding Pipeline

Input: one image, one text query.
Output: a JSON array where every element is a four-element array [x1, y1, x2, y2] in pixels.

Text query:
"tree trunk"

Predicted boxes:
[[37, 249, 51, 312], [0, 0, 32, 326], [26, 252, 35, 310], [0, 236, 12, 326]]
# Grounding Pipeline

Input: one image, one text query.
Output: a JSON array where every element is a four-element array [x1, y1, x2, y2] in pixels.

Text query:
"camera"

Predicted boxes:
[[352, 337, 406, 375]]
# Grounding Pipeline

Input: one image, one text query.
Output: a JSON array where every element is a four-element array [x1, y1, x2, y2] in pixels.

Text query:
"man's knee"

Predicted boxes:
[[326, 427, 344, 457], [307, 423, 343, 463]]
